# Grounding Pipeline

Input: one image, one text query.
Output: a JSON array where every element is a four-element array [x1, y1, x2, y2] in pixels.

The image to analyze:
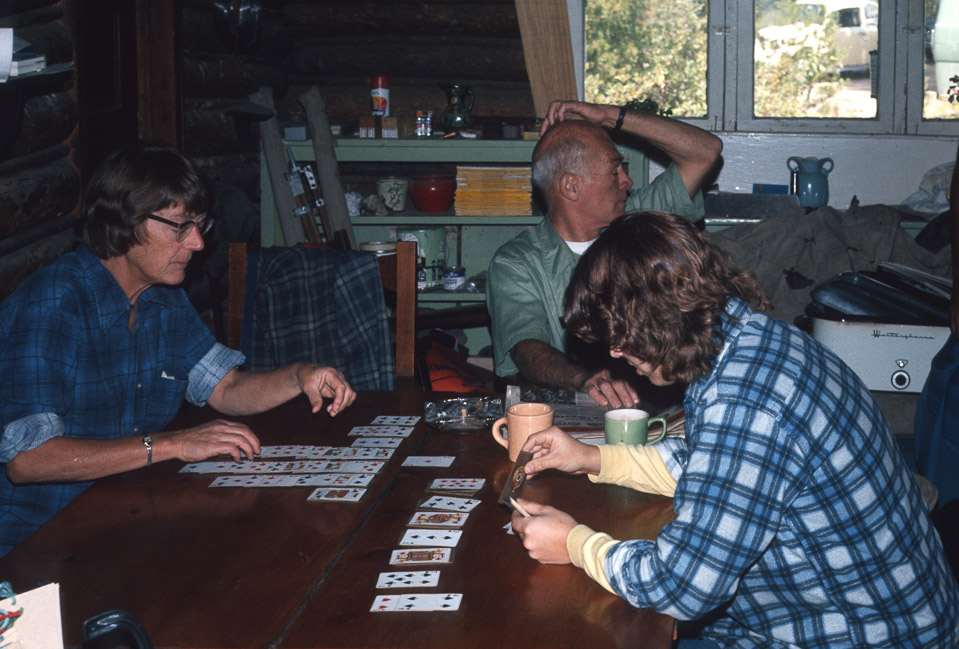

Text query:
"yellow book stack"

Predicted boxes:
[[454, 166, 532, 216]]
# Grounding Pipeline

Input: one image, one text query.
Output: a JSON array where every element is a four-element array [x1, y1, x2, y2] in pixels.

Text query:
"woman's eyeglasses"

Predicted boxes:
[[147, 214, 213, 242]]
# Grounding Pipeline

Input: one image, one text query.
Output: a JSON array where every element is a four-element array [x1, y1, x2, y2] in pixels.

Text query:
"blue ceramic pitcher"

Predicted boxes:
[[787, 156, 833, 208]]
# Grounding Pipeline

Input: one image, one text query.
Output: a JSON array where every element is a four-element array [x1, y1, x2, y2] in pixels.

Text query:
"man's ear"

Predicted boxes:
[[558, 172, 580, 202]]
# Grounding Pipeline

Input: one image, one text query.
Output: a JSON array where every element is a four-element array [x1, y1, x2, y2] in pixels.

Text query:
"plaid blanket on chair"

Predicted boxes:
[[246, 244, 395, 390]]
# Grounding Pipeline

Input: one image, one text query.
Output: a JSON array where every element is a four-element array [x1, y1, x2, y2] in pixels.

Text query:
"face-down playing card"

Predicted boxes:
[[498, 449, 533, 513]]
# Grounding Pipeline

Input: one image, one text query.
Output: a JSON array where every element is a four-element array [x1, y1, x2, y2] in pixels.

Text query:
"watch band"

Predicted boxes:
[[142, 435, 153, 467], [612, 106, 627, 133]]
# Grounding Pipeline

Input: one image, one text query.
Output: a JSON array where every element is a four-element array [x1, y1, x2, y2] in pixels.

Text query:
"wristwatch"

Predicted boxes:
[[142, 435, 153, 467]]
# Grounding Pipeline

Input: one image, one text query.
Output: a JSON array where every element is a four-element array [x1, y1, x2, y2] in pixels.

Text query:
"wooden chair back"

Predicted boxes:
[[376, 240, 418, 381], [226, 241, 418, 385]]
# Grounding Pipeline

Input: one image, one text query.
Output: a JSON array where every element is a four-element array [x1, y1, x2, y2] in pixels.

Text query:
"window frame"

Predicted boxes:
[[576, 0, 958, 136]]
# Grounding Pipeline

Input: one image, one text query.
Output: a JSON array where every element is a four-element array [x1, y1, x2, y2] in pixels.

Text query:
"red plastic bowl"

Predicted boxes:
[[410, 175, 455, 213]]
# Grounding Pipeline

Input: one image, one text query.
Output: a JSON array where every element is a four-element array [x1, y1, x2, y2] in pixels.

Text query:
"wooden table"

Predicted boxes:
[[0, 392, 675, 649]]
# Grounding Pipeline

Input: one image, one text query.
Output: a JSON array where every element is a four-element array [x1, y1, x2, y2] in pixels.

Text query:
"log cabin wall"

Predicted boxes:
[[0, 0, 537, 333], [181, 0, 536, 208], [0, 0, 79, 301]]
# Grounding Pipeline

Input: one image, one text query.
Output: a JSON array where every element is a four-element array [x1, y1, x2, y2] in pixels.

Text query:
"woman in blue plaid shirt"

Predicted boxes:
[[0, 143, 356, 556], [512, 211, 958, 648]]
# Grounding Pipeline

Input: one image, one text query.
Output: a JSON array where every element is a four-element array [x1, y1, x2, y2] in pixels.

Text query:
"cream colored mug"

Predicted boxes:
[[491, 403, 554, 462]]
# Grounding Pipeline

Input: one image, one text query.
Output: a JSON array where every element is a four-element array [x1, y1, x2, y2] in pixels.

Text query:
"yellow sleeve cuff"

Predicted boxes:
[[588, 443, 677, 497], [567, 524, 619, 594]]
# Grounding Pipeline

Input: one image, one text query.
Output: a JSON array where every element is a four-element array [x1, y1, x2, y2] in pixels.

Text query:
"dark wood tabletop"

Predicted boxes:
[[0, 391, 675, 649]]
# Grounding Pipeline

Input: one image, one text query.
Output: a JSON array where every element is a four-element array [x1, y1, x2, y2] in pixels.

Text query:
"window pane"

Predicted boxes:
[[754, 0, 878, 118], [584, 0, 708, 118], [926, 0, 959, 120]]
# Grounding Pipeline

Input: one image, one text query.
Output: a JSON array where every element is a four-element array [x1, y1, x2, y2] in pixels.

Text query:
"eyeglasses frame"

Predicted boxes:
[[146, 213, 213, 242]]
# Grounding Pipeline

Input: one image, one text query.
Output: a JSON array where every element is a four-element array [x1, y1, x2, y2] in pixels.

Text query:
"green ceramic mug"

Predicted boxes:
[[604, 408, 668, 446]]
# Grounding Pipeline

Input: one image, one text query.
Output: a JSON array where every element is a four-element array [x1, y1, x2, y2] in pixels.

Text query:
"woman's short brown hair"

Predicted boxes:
[[562, 211, 767, 383], [80, 142, 211, 259]]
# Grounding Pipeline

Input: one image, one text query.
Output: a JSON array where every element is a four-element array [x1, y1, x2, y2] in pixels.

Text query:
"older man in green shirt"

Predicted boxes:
[[487, 100, 722, 407]]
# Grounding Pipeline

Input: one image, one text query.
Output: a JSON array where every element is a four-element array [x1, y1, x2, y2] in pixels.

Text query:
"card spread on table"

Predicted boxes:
[[398, 528, 462, 547], [208, 474, 297, 488], [371, 415, 421, 426], [371, 593, 461, 612], [418, 495, 482, 512], [185, 460, 384, 474], [352, 437, 403, 448], [209, 473, 373, 488], [401, 456, 455, 468], [407, 511, 468, 528], [323, 447, 394, 459], [256, 444, 329, 458], [307, 487, 365, 502], [428, 478, 485, 493], [498, 450, 533, 510], [375, 570, 440, 589], [389, 547, 454, 565], [348, 425, 414, 437]]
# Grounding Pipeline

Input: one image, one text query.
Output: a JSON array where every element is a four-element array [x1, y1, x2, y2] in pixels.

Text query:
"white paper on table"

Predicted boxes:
[[0, 29, 13, 83], [0, 582, 64, 649]]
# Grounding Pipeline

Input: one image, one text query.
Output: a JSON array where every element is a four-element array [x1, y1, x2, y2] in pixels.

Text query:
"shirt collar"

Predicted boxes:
[[535, 218, 582, 278], [76, 245, 179, 332]]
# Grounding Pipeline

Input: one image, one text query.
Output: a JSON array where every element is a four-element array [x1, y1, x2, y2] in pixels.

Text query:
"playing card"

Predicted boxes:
[[348, 425, 414, 437], [370, 593, 461, 612], [307, 487, 365, 502], [498, 449, 533, 510], [398, 529, 462, 547], [370, 594, 400, 612], [371, 415, 420, 426], [407, 511, 468, 528], [395, 593, 462, 612], [418, 495, 482, 512], [375, 571, 440, 589], [401, 456, 455, 468], [352, 437, 402, 448], [389, 547, 454, 565], [428, 478, 485, 493]]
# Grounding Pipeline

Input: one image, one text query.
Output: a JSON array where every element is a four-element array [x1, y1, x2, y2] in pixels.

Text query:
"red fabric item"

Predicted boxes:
[[424, 341, 491, 393]]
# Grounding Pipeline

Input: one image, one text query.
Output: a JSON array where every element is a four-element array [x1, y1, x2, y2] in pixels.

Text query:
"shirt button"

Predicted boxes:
[[134, 426, 139, 433], [137, 383, 142, 389]]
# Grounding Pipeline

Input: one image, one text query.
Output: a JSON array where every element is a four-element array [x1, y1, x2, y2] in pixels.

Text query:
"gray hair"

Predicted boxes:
[[531, 123, 598, 211]]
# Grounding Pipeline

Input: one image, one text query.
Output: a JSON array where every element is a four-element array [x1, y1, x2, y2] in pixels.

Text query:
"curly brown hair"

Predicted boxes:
[[562, 211, 768, 383]]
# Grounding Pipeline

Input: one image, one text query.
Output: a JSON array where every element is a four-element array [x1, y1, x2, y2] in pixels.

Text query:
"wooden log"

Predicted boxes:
[[0, 142, 70, 176], [182, 56, 287, 98], [279, 2, 520, 38], [9, 91, 77, 158], [288, 36, 527, 82], [0, 159, 80, 239], [0, 229, 77, 301], [7, 20, 73, 63], [0, 0, 62, 19], [0, 4, 62, 28], [0, 211, 78, 257], [184, 107, 247, 156]]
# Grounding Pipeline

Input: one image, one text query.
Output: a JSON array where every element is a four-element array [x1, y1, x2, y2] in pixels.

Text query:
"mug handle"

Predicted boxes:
[[491, 417, 509, 450], [645, 417, 669, 444]]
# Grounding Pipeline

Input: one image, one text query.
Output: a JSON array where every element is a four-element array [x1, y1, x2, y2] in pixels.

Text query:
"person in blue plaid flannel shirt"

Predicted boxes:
[[512, 211, 958, 649], [0, 143, 356, 556]]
